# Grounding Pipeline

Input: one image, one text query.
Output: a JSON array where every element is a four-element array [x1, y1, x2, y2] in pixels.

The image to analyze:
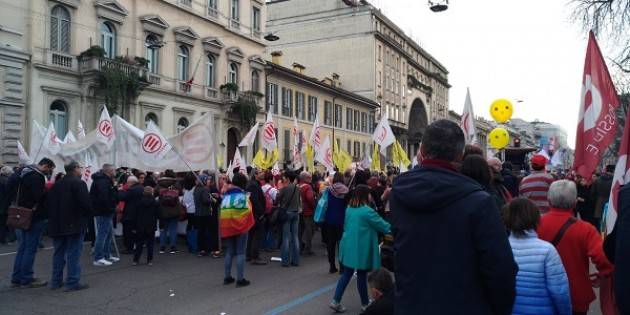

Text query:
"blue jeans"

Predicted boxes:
[[11, 220, 46, 285], [94, 215, 113, 261], [224, 233, 248, 280], [51, 232, 84, 289], [160, 218, 178, 248], [281, 211, 300, 266], [333, 265, 369, 306]]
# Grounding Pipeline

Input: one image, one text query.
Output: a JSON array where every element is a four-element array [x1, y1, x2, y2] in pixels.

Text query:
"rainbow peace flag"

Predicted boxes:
[[219, 189, 255, 238]]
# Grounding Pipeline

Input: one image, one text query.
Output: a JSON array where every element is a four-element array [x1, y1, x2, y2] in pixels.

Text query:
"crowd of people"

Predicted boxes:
[[0, 118, 628, 314]]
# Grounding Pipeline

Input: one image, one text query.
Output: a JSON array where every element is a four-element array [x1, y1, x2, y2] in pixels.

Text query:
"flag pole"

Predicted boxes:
[[171, 146, 204, 184]]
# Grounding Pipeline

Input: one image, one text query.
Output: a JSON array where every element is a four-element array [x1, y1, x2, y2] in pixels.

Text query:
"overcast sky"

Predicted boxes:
[[372, 0, 621, 149]]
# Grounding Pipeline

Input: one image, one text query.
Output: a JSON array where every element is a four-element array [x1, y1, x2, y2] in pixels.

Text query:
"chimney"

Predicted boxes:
[[292, 62, 305, 74], [321, 77, 333, 86], [332, 73, 341, 88], [271, 51, 283, 65]]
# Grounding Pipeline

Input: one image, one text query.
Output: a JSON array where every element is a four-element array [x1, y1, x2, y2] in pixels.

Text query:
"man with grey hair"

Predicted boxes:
[[90, 163, 119, 266], [537, 180, 613, 314], [390, 119, 517, 315]]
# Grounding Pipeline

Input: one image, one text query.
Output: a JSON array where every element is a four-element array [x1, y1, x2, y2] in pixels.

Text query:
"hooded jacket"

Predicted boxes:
[[325, 183, 349, 227], [390, 165, 518, 315], [89, 171, 117, 216], [18, 165, 49, 222]]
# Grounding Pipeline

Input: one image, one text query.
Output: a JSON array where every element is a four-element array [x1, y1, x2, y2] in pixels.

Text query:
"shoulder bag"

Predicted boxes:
[[6, 184, 35, 230]]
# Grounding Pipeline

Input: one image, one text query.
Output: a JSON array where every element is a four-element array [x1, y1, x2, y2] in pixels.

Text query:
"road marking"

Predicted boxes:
[[262, 282, 337, 315]]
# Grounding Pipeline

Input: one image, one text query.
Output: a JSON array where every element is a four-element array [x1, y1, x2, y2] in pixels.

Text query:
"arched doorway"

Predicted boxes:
[[407, 98, 428, 155], [227, 127, 241, 166]]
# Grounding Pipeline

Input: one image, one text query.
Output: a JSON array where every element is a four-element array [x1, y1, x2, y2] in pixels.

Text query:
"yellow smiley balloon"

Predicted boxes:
[[489, 99, 514, 123], [489, 127, 510, 150]]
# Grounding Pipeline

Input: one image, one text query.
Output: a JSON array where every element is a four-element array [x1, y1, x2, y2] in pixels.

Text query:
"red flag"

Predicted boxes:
[[605, 106, 630, 234], [573, 31, 620, 180]]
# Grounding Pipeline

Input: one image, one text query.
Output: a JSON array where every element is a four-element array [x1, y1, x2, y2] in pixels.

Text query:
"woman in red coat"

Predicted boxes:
[[537, 180, 614, 315]]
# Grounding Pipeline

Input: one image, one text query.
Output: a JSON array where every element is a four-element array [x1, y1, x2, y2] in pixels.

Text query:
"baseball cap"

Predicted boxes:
[[531, 154, 547, 167]]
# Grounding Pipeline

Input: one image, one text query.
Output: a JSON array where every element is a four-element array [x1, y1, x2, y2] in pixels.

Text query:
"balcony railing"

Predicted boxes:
[[252, 30, 262, 39], [207, 6, 218, 18], [148, 73, 161, 85], [179, 0, 192, 7], [205, 87, 218, 99], [176, 81, 192, 95], [47, 51, 77, 71], [222, 91, 238, 102], [79, 57, 148, 79], [230, 19, 240, 30]]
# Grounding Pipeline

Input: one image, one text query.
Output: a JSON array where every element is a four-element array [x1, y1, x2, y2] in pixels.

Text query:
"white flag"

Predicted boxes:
[[309, 113, 322, 151], [292, 117, 304, 168], [550, 150, 563, 167], [63, 130, 77, 144], [231, 148, 247, 175], [43, 122, 61, 155], [141, 120, 172, 161], [460, 88, 477, 145], [76, 120, 86, 140], [17, 140, 33, 165], [96, 106, 115, 148], [227, 160, 234, 181], [372, 112, 395, 154], [316, 136, 334, 172], [82, 153, 94, 189], [272, 162, 281, 176], [239, 124, 259, 147], [261, 112, 277, 151]]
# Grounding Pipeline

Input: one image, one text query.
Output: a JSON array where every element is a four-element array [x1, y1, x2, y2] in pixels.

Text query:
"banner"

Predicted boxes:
[[460, 88, 477, 145], [43, 122, 62, 156], [261, 112, 277, 151], [372, 113, 395, 154], [316, 136, 334, 172], [309, 113, 322, 151], [77, 120, 86, 140], [140, 120, 172, 161], [17, 140, 32, 165], [96, 107, 115, 148], [239, 124, 258, 147]]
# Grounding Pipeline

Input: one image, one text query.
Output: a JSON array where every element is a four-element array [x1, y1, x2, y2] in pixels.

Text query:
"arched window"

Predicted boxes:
[[251, 70, 259, 92], [177, 46, 189, 81], [145, 35, 160, 74], [206, 55, 215, 87], [100, 22, 116, 59], [228, 62, 238, 84], [49, 100, 68, 139], [50, 6, 70, 52], [176, 117, 189, 134], [145, 112, 158, 127]]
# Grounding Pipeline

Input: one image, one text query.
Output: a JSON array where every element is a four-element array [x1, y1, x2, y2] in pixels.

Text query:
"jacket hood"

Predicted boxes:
[[330, 183, 349, 198], [20, 165, 43, 179], [392, 166, 484, 213], [91, 171, 110, 181]]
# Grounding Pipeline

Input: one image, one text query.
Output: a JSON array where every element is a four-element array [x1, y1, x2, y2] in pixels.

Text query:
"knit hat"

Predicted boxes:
[[198, 174, 209, 184], [531, 154, 547, 167]]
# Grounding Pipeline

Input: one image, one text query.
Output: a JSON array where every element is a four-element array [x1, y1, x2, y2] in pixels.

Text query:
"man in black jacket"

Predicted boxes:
[[390, 120, 517, 315], [613, 184, 630, 314], [246, 167, 266, 265], [48, 161, 91, 291], [90, 164, 119, 266], [10, 158, 55, 289]]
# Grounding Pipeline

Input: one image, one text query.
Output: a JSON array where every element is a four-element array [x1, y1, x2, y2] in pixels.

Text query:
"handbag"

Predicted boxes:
[[271, 185, 297, 225], [314, 188, 329, 223], [6, 185, 35, 230]]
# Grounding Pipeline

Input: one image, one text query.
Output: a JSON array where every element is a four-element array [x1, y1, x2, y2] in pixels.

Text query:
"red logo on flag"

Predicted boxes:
[[377, 126, 387, 143], [263, 122, 275, 141], [182, 125, 211, 163], [142, 133, 163, 153], [99, 120, 113, 138], [50, 131, 58, 144]]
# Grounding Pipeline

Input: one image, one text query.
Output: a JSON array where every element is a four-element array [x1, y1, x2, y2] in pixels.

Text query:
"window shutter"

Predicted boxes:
[[50, 16, 59, 51], [60, 20, 70, 53]]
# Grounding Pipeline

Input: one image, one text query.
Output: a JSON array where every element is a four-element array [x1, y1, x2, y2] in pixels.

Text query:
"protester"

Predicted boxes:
[[220, 173, 255, 287], [11, 158, 55, 289], [194, 174, 215, 257], [575, 175, 596, 228], [298, 171, 316, 256], [0, 166, 14, 244], [501, 161, 519, 197], [461, 155, 506, 209], [157, 170, 180, 254], [362, 268, 395, 315], [261, 171, 279, 251], [329, 184, 391, 313], [504, 198, 571, 315], [90, 164, 119, 266], [207, 172, 222, 258], [611, 184, 630, 314], [119, 176, 144, 254], [592, 165, 614, 231], [182, 173, 197, 254], [488, 157, 512, 204], [537, 180, 614, 315], [276, 170, 301, 267], [390, 120, 517, 315], [47, 161, 91, 291], [133, 186, 160, 266], [321, 172, 349, 273], [519, 154, 555, 213], [245, 167, 267, 265]]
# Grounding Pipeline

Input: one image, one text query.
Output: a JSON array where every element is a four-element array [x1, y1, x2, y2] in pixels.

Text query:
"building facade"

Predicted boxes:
[[266, 0, 450, 157], [0, 0, 268, 165], [265, 56, 378, 167]]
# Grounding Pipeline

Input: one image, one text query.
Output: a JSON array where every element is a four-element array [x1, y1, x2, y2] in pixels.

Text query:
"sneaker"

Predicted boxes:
[[329, 267, 339, 274], [147, 261, 153, 266], [329, 301, 347, 313], [223, 276, 235, 285], [23, 279, 48, 289], [169, 247, 179, 254], [235, 279, 250, 287], [106, 257, 120, 263], [159, 247, 166, 254], [93, 259, 112, 266], [64, 283, 89, 292]]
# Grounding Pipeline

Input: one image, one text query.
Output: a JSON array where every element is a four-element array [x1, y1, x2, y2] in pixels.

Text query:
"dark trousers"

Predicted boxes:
[[196, 215, 218, 253], [51, 232, 84, 289], [323, 225, 343, 269], [133, 231, 154, 263], [122, 222, 135, 252], [247, 219, 263, 260], [85, 214, 96, 246], [0, 214, 8, 243]]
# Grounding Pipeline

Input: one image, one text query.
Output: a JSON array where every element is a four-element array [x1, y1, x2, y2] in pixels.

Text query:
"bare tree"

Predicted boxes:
[[570, 0, 630, 72]]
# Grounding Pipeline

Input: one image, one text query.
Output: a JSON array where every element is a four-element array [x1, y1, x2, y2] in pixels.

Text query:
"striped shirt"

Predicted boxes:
[[519, 171, 555, 213]]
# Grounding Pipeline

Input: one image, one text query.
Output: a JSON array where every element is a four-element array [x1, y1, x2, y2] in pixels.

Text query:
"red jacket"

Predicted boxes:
[[537, 208, 614, 312], [299, 182, 315, 216]]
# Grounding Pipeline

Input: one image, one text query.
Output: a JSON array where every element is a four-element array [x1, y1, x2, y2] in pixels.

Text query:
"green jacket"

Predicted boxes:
[[339, 205, 391, 270]]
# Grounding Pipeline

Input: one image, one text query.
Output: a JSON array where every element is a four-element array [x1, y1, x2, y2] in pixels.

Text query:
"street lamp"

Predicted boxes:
[[264, 32, 280, 42], [428, 0, 448, 12]]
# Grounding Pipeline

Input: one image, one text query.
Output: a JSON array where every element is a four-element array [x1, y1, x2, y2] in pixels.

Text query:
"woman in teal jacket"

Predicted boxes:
[[329, 184, 391, 313]]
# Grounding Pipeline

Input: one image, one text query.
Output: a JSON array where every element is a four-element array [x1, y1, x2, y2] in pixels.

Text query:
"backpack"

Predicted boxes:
[[159, 187, 180, 208], [262, 186, 274, 215]]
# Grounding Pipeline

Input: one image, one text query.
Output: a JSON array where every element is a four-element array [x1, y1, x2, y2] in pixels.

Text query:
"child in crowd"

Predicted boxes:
[[363, 268, 395, 315], [133, 186, 160, 266]]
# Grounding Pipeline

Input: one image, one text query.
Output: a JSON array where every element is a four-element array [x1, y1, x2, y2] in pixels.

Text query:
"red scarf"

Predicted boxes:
[[421, 159, 460, 173]]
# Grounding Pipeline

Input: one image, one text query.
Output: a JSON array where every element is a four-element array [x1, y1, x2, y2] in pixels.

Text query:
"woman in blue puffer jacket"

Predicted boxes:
[[504, 197, 572, 315]]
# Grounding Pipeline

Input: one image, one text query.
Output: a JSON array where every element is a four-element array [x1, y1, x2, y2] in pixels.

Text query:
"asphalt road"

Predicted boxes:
[[0, 235, 604, 315], [0, 235, 365, 315]]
